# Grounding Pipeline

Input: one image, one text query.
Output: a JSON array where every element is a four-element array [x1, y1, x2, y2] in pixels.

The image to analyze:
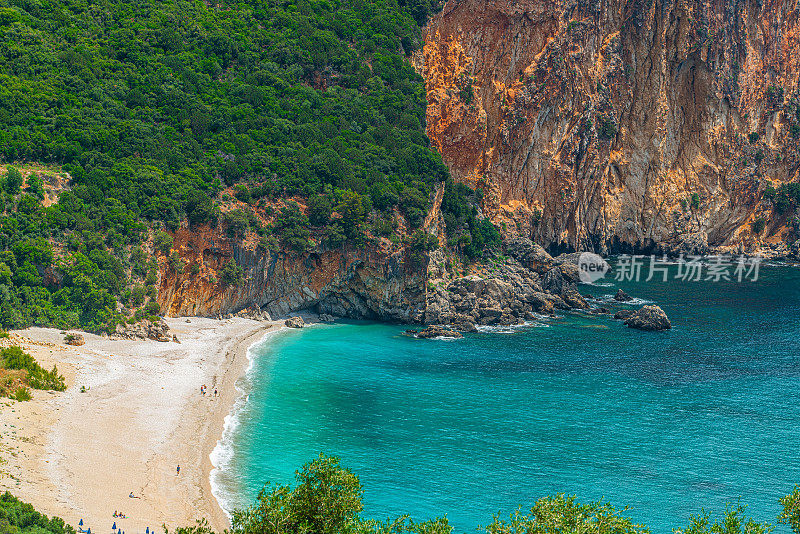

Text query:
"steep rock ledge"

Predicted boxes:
[[419, 0, 800, 254], [157, 226, 428, 322]]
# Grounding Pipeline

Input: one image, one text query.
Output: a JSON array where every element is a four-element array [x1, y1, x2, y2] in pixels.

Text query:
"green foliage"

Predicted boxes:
[[0, 491, 75, 533], [234, 185, 252, 204], [272, 203, 311, 252], [324, 223, 347, 248], [691, 193, 701, 210], [223, 209, 253, 238], [220, 259, 245, 287], [308, 195, 334, 226], [673, 501, 772, 534], [779, 486, 800, 534], [752, 218, 766, 235], [25, 174, 44, 201], [440, 179, 499, 259], [485, 495, 648, 534], [4, 168, 22, 195], [337, 191, 371, 237], [11, 387, 30, 402], [230, 454, 364, 534], [597, 115, 618, 140], [530, 208, 542, 227], [410, 230, 439, 252], [748, 132, 760, 144], [1, 346, 66, 392], [0, 0, 452, 330], [154, 231, 174, 254], [763, 183, 800, 215], [457, 75, 474, 105]]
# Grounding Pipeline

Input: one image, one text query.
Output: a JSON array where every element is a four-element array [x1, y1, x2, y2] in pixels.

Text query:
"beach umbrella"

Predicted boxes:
[[146, 528, 149, 534], [87, 529, 91, 534], [112, 523, 116, 530], [79, 519, 83, 526]]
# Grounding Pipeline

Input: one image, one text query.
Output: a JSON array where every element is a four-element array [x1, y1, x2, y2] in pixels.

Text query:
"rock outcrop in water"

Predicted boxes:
[[414, 325, 464, 338], [418, 0, 800, 255], [423, 237, 600, 329], [624, 305, 672, 331]]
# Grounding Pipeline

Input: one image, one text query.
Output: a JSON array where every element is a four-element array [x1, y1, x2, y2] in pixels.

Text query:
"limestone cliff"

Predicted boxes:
[[157, 225, 428, 322], [419, 0, 800, 254]]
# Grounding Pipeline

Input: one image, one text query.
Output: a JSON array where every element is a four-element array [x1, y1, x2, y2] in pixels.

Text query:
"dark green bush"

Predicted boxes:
[[220, 260, 245, 286]]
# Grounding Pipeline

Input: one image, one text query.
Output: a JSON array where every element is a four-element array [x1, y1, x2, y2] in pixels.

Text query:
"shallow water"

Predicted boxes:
[[212, 265, 800, 533]]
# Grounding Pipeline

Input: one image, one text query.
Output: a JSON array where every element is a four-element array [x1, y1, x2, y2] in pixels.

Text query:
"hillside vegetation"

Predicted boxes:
[[0, 0, 499, 332]]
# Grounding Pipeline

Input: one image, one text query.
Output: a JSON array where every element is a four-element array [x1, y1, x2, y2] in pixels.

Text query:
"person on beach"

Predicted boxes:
[[177, 464, 180, 475], [214, 388, 218, 397]]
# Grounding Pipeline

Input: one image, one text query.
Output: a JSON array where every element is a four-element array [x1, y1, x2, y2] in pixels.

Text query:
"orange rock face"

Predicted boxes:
[[421, 0, 800, 253], [157, 224, 429, 320]]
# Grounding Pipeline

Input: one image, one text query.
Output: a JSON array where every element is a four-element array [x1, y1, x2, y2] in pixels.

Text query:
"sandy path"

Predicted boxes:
[[0, 317, 280, 534]]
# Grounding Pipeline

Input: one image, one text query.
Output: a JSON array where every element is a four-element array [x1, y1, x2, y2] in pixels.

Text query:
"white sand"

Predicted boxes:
[[0, 317, 281, 533]]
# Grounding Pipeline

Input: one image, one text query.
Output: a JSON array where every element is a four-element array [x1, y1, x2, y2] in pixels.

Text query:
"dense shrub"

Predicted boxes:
[[0, 492, 75, 533], [220, 260, 245, 287], [0, 346, 66, 397]]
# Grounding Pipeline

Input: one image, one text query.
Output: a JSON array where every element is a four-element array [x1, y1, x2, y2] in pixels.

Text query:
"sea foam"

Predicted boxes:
[[209, 327, 290, 518]]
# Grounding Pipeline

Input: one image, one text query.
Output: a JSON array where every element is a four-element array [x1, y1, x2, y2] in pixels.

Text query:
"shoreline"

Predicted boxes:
[[0, 317, 281, 533], [203, 325, 287, 532]]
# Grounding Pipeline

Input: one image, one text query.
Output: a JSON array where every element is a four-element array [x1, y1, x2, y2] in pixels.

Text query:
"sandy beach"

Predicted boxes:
[[0, 317, 281, 534]]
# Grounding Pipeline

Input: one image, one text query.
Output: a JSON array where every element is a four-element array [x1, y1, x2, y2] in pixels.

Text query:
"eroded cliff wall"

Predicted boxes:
[[157, 226, 429, 321], [420, 0, 800, 254]]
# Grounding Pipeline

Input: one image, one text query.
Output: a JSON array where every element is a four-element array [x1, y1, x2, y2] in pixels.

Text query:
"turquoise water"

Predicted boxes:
[[212, 265, 800, 533]]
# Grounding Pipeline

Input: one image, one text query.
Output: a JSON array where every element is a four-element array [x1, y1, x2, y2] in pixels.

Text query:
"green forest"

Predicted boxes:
[[6, 456, 800, 534], [0, 0, 500, 332]]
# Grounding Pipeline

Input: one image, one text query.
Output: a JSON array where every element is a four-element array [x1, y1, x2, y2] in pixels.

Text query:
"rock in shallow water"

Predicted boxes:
[[614, 289, 633, 302], [623, 305, 671, 331], [415, 325, 463, 339], [613, 309, 634, 320]]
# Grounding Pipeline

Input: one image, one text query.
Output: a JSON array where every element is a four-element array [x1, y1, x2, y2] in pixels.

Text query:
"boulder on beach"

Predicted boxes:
[[64, 332, 85, 346], [284, 316, 305, 328], [623, 305, 671, 331]]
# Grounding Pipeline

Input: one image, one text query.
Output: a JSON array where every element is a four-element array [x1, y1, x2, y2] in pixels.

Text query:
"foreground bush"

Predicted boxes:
[[0, 492, 74, 534], [0, 346, 66, 399], [164, 455, 798, 534], [6, 456, 800, 534]]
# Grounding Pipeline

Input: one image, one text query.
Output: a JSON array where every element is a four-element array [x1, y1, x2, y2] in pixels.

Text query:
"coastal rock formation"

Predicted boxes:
[[624, 305, 672, 331], [613, 309, 635, 320], [419, 0, 800, 254], [285, 317, 305, 329], [614, 289, 633, 302], [157, 223, 428, 323], [415, 325, 464, 338], [423, 238, 602, 329]]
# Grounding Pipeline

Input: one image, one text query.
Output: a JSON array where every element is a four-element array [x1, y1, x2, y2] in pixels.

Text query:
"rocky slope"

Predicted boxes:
[[418, 0, 800, 255]]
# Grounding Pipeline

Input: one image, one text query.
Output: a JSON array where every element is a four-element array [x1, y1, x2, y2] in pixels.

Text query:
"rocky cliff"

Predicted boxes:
[[157, 225, 429, 322], [419, 0, 800, 254]]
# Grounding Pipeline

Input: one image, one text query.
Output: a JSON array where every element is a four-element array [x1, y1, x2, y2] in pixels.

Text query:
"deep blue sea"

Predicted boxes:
[[211, 264, 800, 533]]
